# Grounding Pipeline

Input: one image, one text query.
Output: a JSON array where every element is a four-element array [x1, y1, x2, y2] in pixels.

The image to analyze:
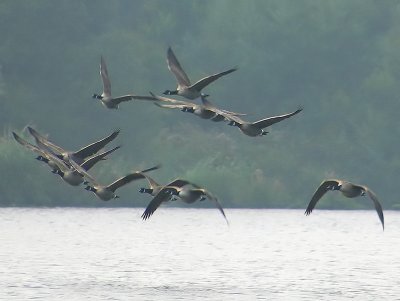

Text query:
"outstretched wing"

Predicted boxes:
[[139, 174, 161, 190], [154, 102, 190, 110], [107, 165, 161, 192], [305, 179, 339, 215], [27, 126, 66, 156], [141, 187, 175, 220], [74, 129, 120, 160], [190, 67, 237, 92], [80, 146, 120, 171], [67, 156, 98, 184], [167, 47, 191, 88], [150, 92, 193, 105], [167, 179, 193, 188], [111, 94, 158, 105], [100, 56, 111, 97], [13, 132, 47, 157], [363, 187, 384, 230], [253, 108, 302, 129], [203, 190, 229, 225], [200, 96, 246, 118]]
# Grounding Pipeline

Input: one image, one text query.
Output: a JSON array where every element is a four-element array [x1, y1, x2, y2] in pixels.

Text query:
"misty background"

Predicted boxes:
[[1, 0, 399, 210]]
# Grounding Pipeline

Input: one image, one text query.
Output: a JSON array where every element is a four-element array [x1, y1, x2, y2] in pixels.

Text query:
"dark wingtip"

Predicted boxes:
[[140, 164, 161, 174], [27, 126, 36, 135], [141, 212, 150, 220], [112, 128, 121, 135]]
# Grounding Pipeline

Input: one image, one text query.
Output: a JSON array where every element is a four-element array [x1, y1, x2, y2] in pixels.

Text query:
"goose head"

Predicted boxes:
[[139, 187, 153, 194], [181, 107, 195, 113], [228, 120, 240, 127], [163, 90, 178, 96], [36, 155, 49, 163], [52, 169, 64, 177], [85, 186, 96, 192], [92, 93, 103, 100]]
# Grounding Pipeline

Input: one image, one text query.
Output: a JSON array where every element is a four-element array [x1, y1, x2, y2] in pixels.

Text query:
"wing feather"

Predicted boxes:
[[190, 67, 237, 92], [363, 187, 384, 230], [27, 126, 66, 156], [167, 47, 191, 87], [100, 56, 111, 97], [253, 108, 302, 129], [80, 146, 120, 171], [107, 165, 161, 192], [74, 129, 120, 160], [305, 180, 339, 215], [141, 187, 174, 220]]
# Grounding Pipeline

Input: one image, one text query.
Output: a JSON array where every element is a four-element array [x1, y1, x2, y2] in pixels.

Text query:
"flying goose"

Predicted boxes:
[[141, 177, 228, 224], [93, 56, 157, 109], [41, 150, 89, 186], [27, 127, 119, 165], [227, 108, 303, 137], [14, 130, 123, 189], [139, 176, 199, 220], [163, 47, 237, 100], [75, 163, 161, 201], [151, 92, 246, 121], [305, 179, 384, 230]]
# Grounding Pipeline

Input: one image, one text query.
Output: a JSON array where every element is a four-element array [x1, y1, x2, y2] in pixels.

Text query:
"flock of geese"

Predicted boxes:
[[13, 47, 384, 230]]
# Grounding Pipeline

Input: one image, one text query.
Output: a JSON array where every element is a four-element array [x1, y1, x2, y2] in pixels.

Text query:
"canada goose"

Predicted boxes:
[[92, 56, 157, 109], [227, 108, 303, 137], [151, 92, 246, 121], [139, 176, 198, 220], [27, 127, 119, 165], [163, 47, 237, 100], [44, 150, 88, 186], [14, 131, 120, 187], [305, 179, 384, 230], [75, 162, 161, 201], [141, 178, 228, 224]]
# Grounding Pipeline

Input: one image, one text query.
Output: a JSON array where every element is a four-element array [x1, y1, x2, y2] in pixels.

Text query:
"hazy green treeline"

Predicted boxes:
[[1, 0, 400, 210]]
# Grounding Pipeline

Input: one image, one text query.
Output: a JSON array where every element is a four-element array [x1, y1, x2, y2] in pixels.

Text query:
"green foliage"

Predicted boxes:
[[0, 0, 399, 210]]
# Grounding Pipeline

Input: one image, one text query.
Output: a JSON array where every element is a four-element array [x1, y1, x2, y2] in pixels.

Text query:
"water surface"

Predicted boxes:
[[0, 208, 398, 300]]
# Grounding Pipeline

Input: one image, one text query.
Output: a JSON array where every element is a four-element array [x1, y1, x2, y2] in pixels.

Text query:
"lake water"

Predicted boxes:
[[0, 208, 398, 300]]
